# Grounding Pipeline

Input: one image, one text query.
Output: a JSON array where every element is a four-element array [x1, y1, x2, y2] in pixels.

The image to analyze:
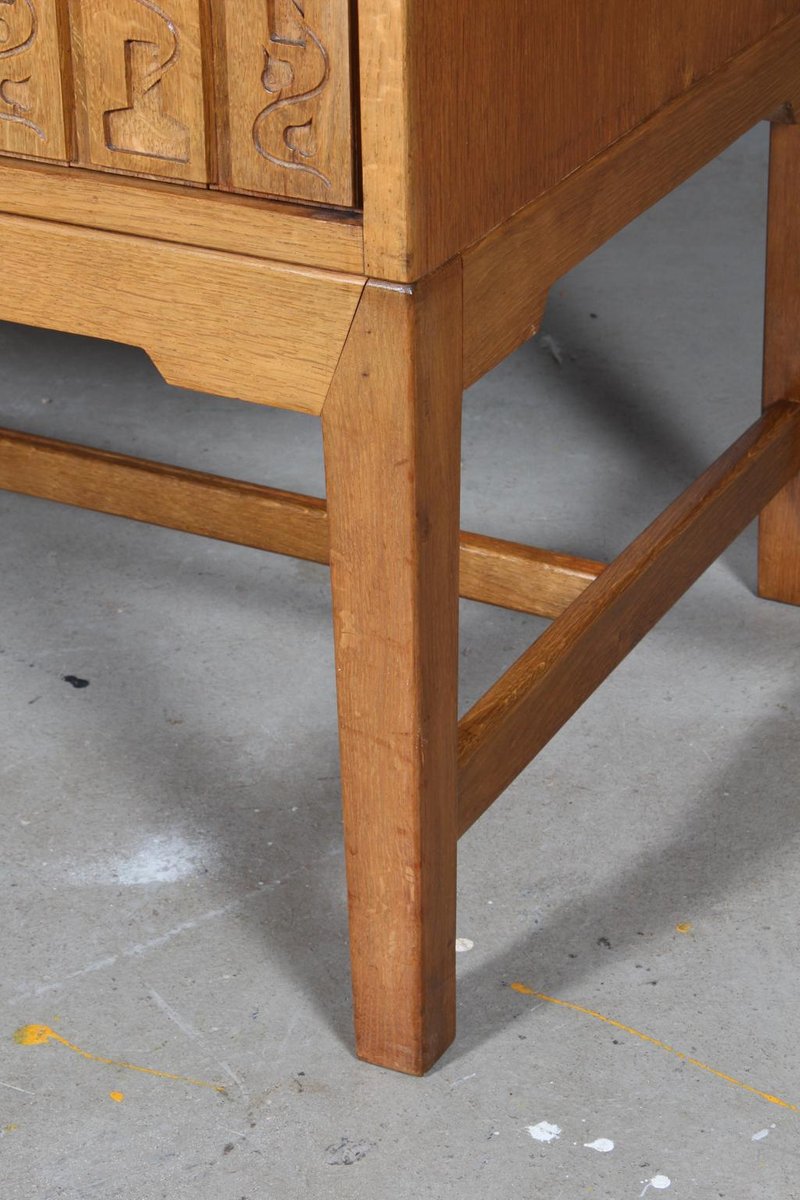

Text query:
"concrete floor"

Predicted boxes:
[[1, 125, 799, 1199]]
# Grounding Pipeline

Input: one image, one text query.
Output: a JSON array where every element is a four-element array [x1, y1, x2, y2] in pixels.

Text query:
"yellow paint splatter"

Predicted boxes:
[[676, 921, 693, 934], [15, 1024, 51, 1046], [13, 1025, 225, 1094], [3, 1124, 18, 1134], [109, 1091, 125, 1104], [509, 984, 797, 1114]]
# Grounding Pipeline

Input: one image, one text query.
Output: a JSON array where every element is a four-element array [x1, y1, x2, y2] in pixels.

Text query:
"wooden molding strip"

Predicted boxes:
[[0, 159, 365, 275], [0, 428, 601, 618], [0, 213, 366, 416], [462, 13, 800, 386], [457, 401, 800, 836]]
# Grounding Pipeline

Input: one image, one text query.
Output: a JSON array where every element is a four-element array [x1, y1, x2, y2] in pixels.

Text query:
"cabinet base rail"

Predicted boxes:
[[458, 400, 800, 833], [0, 425, 602, 621], [3, 402, 798, 841]]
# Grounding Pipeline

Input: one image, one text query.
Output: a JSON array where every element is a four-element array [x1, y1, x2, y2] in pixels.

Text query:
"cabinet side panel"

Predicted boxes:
[[0, 0, 69, 160], [360, 0, 800, 279]]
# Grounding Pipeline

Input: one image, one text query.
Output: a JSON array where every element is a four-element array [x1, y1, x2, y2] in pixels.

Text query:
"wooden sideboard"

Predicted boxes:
[[2, 2, 800, 1075], [2, 1, 800, 275], [0, 0, 356, 203]]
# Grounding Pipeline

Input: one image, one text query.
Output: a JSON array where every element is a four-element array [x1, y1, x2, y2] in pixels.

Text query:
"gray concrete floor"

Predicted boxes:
[[1, 125, 799, 1199]]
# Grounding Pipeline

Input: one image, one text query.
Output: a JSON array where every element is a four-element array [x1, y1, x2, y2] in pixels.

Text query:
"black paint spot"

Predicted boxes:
[[63, 675, 90, 689], [223, 1143, 235, 1155], [590, 312, 598, 319], [597, 936, 612, 950]]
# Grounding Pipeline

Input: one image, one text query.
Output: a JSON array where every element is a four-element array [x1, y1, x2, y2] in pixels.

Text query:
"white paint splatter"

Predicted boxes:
[[640, 1176, 671, 1195], [527, 1121, 561, 1144], [68, 833, 214, 886], [584, 1138, 614, 1153], [113, 834, 211, 885], [455, 938, 474, 953], [752, 1127, 773, 1141]]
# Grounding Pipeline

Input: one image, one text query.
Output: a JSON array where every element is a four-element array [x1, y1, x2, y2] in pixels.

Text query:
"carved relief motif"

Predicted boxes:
[[0, 0, 44, 141], [103, 0, 189, 162], [253, 0, 331, 189]]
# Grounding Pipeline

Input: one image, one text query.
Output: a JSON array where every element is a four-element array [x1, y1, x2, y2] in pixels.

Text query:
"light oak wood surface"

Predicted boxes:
[[359, 0, 800, 280], [0, 212, 365, 413], [458, 402, 800, 835], [2, 0, 800, 1080], [69, 0, 213, 183], [0, 427, 331, 561], [0, 0, 70, 160], [0, 157, 365, 272], [462, 13, 800, 385], [459, 534, 603, 620], [759, 121, 800, 605], [0, 427, 602, 619], [322, 265, 463, 1075], [212, 0, 355, 207]]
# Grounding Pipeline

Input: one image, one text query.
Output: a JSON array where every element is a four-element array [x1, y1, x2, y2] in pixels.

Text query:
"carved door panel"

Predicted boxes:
[[213, 0, 356, 207], [69, 0, 212, 183], [0, 0, 69, 160]]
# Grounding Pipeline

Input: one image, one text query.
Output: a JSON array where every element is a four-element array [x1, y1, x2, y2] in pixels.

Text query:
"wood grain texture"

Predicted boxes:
[[458, 402, 800, 835], [212, 0, 355, 207], [69, 0, 212, 182], [356, 0, 411, 275], [462, 12, 800, 385], [0, 157, 365, 271], [0, 0, 70, 159], [0, 211, 365, 412], [0, 425, 600, 618], [0, 427, 331, 560], [322, 264, 463, 1074], [759, 122, 800, 605], [459, 533, 603, 620], [359, 0, 800, 280]]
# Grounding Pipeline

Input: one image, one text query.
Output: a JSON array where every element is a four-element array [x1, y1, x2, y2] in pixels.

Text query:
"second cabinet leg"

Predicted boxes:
[[759, 121, 800, 606], [322, 263, 463, 1074]]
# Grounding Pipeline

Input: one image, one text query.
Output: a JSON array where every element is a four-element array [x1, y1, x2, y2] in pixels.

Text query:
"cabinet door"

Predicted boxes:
[[213, 0, 356, 207], [69, 0, 212, 183], [0, 0, 69, 160]]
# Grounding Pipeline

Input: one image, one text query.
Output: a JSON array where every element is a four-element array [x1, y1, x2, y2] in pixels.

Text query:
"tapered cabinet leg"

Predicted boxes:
[[322, 262, 463, 1074], [759, 121, 800, 605]]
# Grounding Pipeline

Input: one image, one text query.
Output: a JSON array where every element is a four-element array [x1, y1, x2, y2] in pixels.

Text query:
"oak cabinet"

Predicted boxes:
[[1, 0, 800, 1078], [0, 0, 70, 160], [213, 0, 356, 206], [0, 0, 356, 204], [69, 0, 213, 184]]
